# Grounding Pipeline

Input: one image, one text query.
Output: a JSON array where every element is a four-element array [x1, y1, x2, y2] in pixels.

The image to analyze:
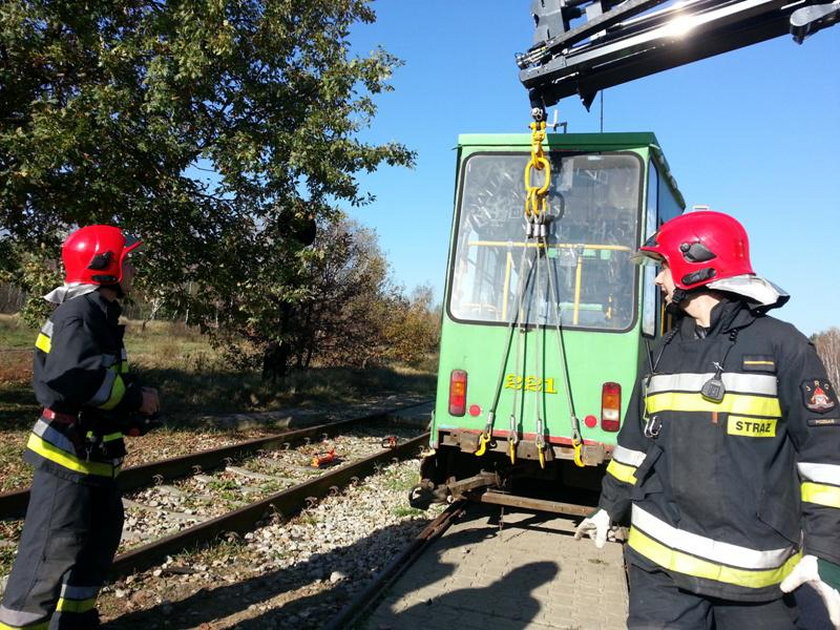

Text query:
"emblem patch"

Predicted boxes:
[[802, 379, 837, 413]]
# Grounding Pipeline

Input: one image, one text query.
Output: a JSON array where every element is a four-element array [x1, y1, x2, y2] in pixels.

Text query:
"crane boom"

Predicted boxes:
[[519, 0, 840, 112]]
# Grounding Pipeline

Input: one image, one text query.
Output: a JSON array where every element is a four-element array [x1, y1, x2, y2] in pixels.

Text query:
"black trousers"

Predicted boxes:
[[627, 562, 800, 630], [0, 469, 123, 629]]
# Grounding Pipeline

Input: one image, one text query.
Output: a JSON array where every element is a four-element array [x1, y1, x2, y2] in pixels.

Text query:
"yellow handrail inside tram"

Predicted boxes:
[[468, 240, 631, 324]]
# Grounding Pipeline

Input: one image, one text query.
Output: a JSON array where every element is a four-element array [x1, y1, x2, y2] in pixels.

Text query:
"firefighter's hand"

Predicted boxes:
[[780, 555, 840, 629], [125, 413, 164, 437], [574, 509, 611, 549], [139, 387, 160, 416]]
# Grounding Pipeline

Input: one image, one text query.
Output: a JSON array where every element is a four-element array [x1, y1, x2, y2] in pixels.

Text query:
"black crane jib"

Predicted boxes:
[[520, 0, 840, 112]]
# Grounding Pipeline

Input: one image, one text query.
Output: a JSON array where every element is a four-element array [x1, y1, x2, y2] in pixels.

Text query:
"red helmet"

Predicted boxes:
[[636, 211, 753, 291], [62, 225, 143, 285]]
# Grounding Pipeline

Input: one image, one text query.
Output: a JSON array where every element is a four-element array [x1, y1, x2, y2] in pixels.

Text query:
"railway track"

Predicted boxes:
[[0, 400, 431, 519], [110, 429, 430, 578]]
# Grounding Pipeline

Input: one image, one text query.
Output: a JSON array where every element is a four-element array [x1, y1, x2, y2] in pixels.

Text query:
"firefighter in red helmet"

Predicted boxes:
[[575, 211, 840, 629], [0, 225, 161, 630]]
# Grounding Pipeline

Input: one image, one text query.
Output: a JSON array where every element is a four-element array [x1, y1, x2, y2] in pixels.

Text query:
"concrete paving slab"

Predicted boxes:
[[361, 504, 628, 629]]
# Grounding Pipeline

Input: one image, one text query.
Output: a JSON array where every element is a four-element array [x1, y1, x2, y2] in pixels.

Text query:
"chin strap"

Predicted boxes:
[[670, 287, 689, 306]]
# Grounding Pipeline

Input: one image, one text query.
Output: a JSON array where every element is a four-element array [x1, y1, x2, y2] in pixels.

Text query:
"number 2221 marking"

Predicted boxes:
[[503, 375, 558, 394]]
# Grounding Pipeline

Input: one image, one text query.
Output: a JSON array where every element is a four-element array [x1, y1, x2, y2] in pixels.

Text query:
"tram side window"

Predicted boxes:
[[450, 152, 641, 331]]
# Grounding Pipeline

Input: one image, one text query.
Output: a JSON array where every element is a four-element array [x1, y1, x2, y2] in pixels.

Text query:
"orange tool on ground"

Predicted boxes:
[[311, 449, 337, 468]]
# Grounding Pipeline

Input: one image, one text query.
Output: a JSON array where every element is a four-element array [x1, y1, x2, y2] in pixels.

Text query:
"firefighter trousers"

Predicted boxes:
[[627, 562, 800, 630], [0, 469, 123, 630]]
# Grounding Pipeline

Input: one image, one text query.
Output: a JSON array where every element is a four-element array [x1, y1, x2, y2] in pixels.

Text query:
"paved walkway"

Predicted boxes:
[[362, 506, 628, 630]]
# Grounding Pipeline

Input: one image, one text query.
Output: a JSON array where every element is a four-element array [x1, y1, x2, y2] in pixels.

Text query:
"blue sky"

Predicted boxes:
[[347, 0, 840, 337]]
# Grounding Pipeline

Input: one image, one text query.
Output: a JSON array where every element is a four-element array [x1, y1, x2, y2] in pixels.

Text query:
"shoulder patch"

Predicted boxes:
[[742, 355, 776, 372], [801, 379, 837, 413]]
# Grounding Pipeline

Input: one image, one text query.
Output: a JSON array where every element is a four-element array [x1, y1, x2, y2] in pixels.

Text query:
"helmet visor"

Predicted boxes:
[[631, 232, 664, 266]]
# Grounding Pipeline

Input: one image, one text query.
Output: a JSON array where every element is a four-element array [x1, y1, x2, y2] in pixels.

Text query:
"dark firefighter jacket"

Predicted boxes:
[[600, 298, 840, 602], [27, 290, 143, 484]]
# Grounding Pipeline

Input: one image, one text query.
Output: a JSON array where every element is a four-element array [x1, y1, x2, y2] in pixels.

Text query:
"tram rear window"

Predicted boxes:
[[449, 152, 641, 330]]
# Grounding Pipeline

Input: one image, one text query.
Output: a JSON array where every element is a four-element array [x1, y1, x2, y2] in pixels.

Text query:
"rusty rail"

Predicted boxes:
[[323, 500, 466, 630]]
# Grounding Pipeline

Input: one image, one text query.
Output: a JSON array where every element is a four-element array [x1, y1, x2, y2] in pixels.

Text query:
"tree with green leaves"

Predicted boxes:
[[0, 0, 414, 343]]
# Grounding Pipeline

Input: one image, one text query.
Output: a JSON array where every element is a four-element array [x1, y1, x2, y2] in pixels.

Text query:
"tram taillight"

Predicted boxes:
[[601, 382, 621, 432], [448, 370, 468, 416]]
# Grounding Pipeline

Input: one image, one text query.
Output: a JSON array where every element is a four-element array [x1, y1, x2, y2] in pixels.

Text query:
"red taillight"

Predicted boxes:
[[601, 382, 621, 432], [449, 370, 467, 416]]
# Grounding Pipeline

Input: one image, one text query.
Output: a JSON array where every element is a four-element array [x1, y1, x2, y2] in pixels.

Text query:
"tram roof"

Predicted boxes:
[[457, 131, 661, 150]]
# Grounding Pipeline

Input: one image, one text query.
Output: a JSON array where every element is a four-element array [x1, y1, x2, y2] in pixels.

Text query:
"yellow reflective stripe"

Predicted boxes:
[[55, 597, 97, 613], [646, 392, 781, 417], [120, 361, 130, 374], [628, 527, 801, 589], [0, 622, 48, 630], [26, 434, 114, 477], [35, 333, 51, 353], [102, 432, 123, 442], [606, 459, 638, 484], [98, 374, 126, 411], [801, 482, 840, 509]]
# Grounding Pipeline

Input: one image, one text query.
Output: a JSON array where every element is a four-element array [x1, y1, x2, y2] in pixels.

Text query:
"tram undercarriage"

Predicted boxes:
[[409, 431, 609, 512]]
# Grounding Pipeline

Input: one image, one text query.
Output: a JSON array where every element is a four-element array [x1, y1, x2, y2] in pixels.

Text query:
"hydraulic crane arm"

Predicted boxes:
[[519, 0, 840, 112]]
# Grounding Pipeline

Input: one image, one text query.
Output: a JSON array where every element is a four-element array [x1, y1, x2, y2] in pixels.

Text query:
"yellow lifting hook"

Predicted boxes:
[[508, 414, 518, 464], [572, 426, 585, 468], [475, 411, 495, 457], [524, 120, 550, 221]]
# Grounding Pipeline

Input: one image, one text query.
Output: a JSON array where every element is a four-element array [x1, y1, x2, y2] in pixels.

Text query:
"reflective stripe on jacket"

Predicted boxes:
[[600, 298, 840, 602]]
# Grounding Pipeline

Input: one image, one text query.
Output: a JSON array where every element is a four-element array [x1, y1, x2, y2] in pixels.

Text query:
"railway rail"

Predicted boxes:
[[0, 400, 431, 519], [324, 501, 466, 630]]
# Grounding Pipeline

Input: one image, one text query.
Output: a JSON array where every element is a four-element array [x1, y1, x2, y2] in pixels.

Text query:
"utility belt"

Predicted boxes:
[[41, 408, 127, 461]]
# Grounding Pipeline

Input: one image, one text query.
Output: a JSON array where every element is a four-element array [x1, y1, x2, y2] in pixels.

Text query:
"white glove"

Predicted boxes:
[[780, 554, 840, 629], [574, 509, 611, 549]]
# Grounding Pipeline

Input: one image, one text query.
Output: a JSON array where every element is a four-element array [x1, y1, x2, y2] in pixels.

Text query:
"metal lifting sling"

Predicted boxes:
[[527, 118, 585, 468], [477, 118, 584, 469]]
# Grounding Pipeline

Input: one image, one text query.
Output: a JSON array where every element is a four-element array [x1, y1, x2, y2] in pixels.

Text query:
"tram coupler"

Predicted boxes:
[[409, 471, 500, 510], [408, 479, 450, 510]]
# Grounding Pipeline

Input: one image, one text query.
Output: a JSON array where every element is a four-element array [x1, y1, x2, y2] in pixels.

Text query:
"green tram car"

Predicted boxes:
[[410, 132, 685, 509]]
